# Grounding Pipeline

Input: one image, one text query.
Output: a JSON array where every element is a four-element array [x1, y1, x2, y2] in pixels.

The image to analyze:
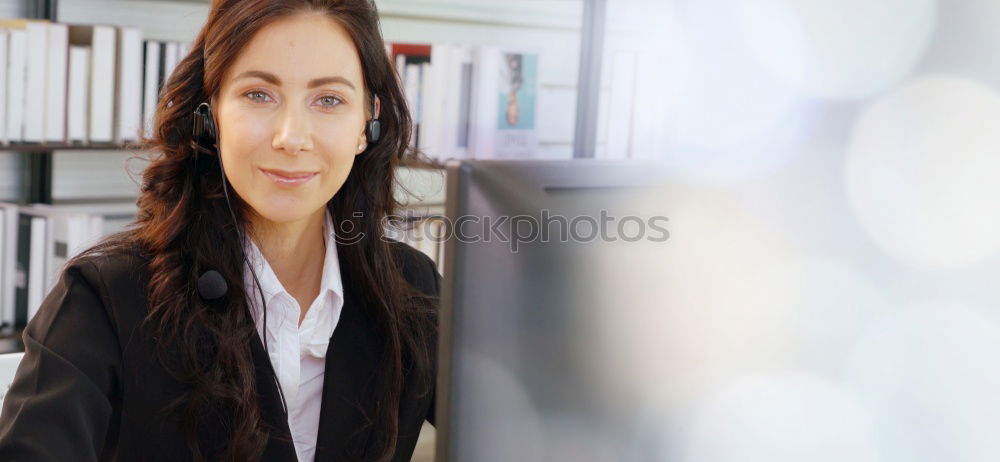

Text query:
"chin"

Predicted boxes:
[[250, 201, 320, 225]]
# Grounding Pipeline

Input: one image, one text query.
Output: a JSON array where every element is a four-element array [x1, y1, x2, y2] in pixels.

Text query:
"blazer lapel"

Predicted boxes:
[[249, 322, 298, 461], [313, 255, 383, 460]]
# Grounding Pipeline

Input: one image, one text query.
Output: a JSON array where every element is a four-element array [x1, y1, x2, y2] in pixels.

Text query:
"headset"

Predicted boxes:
[[189, 92, 382, 417]]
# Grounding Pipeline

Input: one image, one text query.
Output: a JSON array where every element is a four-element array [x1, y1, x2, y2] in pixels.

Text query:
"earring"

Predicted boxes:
[[358, 143, 366, 153]]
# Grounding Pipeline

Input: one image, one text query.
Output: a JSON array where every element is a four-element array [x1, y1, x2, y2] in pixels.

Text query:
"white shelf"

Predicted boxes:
[[377, 0, 582, 31], [51, 0, 582, 41]]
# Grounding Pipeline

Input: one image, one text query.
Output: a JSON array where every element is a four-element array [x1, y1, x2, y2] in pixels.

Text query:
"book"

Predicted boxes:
[[0, 203, 18, 331], [404, 62, 422, 148], [15, 208, 53, 323], [163, 41, 178, 88], [115, 27, 143, 143], [13, 202, 137, 326], [390, 42, 431, 81], [69, 24, 117, 143], [25, 20, 48, 143], [389, 42, 432, 150], [3, 28, 25, 144], [418, 44, 449, 160], [0, 19, 50, 143], [142, 40, 162, 139], [67, 45, 91, 143], [14, 210, 45, 327], [443, 45, 474, 160], [0, 30, 6, 146], [45, 22, 68, 143]]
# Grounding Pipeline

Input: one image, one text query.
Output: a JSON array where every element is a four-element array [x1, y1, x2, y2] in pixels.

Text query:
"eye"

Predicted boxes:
[[244, 90, 273, 104], [317, 95, 343, 108]]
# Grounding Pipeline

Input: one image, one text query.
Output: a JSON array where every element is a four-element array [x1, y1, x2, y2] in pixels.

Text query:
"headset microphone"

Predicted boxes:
[[197, 270, 228, 301]]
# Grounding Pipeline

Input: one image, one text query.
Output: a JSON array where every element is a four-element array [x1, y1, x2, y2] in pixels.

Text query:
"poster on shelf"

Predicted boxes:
[[471, 46, 539, 159]]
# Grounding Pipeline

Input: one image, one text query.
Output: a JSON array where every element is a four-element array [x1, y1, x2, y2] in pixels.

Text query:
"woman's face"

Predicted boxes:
[[214, 12, 376, 227]]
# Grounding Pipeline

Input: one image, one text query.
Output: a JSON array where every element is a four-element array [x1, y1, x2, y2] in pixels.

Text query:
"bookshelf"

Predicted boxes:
[[1, 0, 605, 203]]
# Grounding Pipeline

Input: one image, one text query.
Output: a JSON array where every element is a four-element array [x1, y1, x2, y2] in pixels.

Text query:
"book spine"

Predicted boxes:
[[22, 22, 46, 142], [45, 23, 69, 143], [5, 30, 25, 144], [0, 30, 7, 146]]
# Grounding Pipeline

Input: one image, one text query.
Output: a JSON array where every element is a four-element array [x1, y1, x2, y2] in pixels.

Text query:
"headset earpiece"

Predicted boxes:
[[365, 94, 381, 145], [192, 102, 218, 155]]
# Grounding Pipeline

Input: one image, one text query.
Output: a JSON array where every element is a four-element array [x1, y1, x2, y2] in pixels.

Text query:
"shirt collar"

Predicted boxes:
[[243, 208, 344, 358]]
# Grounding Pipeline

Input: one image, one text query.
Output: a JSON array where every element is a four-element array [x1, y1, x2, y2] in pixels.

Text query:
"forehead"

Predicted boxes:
[[224, 12, 363, 90]]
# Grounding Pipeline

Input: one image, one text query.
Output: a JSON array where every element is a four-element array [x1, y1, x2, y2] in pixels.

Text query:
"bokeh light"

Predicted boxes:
[[846, 301, 1000, 462], [682, 371, 880, 462], [649, 0, 816, 183], [738, 0, 937, 100], [845, 76, 1000, 270]]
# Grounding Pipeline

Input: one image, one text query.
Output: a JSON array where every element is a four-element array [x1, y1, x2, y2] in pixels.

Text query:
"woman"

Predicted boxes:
[[0, 0, 440, 461]]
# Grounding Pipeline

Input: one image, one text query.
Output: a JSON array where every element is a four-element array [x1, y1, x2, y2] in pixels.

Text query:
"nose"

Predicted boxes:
[[271, 104, 314, 154]]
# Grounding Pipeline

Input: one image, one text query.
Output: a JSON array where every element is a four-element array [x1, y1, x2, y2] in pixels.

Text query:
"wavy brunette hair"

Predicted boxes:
[[69, 0, 437, 460]]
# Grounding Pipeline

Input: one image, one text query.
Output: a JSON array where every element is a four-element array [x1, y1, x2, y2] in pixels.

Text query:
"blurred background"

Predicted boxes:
[[2, 0, 1000, 461]]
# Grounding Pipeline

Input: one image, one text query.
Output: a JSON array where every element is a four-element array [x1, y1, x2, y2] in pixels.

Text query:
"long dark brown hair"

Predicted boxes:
[[69, 0, 437, 460]]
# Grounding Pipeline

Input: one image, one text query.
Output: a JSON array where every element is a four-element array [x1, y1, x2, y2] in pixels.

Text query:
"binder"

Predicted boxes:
[[142, 40, 162, 139], [3, 28, 25, 144], [45, 23, 68, 143], [67, 45, 91, 143], [0, 19, 50, 143], [0, 30, 7, 145], [115, 27, 143, 143], [69, 24, 117, 143]]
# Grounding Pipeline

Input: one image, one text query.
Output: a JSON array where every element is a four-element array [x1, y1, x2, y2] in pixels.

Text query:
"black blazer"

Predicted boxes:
[[0, 240, 441, 461]]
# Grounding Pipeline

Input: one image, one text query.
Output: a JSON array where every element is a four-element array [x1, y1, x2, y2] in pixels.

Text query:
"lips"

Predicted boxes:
[[259, 168, 318, 186]]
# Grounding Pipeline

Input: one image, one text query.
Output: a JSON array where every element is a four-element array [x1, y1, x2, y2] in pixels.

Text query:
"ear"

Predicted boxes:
[[356, 130, 367, 156]]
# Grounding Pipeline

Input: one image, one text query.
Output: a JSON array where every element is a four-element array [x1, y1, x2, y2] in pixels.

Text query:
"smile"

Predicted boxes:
[[259, 168, 318, 187]]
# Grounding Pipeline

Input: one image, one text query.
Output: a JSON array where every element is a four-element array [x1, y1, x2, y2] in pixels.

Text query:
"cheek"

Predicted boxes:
[[218, 109, 271, 149], [216, 111, 268, 195], [316, 117, 365, 152], [314, 126, 360, 195]]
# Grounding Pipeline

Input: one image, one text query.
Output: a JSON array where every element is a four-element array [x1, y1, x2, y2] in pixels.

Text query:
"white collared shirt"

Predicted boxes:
[[243, 209, 344, 462]]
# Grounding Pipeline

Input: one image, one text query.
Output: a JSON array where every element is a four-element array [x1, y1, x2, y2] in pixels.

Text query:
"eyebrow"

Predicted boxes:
[[233, 70, 357, 91]]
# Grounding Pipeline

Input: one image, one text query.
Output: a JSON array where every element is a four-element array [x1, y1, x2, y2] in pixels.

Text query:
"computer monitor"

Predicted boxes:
[[435, 159, 669, 461]]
